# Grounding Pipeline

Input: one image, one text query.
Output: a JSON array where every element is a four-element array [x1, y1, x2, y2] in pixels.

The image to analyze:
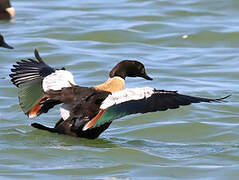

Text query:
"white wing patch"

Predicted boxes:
[[42, 70, 76, 92], [60, 104, 71, 120], [100, 87, 154, 109]]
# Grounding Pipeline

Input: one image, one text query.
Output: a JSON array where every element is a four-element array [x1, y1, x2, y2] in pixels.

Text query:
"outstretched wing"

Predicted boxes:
[[10, 49, 55, 87], [9, 49, 57, 117], [83, 87, 229, 130]]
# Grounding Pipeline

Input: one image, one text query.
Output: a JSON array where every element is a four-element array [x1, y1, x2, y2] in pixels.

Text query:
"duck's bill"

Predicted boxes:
[[2, 41, 13, 49], [142, 73, 153, 80]]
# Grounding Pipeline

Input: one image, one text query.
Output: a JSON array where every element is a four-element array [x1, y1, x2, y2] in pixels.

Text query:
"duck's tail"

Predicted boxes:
[[9, 49, 56, 118], [31, 123, 58, 133]]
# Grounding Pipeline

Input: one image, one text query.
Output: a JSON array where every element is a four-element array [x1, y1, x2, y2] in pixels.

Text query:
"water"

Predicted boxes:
[[1, 0, 239, 179]]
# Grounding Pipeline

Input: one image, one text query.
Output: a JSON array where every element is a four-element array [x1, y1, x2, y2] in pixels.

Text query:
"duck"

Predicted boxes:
[[0, 34, 13, 49], [9, 49, 229, 139], [0, 0, 15, 20]]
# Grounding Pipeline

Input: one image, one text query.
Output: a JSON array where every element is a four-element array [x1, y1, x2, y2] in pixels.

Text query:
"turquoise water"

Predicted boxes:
[[1, 0, 239, 179]]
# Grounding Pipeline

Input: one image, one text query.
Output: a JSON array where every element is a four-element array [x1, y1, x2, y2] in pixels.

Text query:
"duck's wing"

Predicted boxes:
[[9, 49, 61, 118], [83, 87, 230, 130], [45, 85, 111, 119], [10, 49, 55, 87]]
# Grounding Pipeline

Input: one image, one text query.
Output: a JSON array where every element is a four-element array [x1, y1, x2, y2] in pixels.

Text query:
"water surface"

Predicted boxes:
[[1, 0, 239, 179]]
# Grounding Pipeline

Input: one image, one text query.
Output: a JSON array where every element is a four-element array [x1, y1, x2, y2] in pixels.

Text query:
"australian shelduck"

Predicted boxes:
[[9, 49, 229, 139]]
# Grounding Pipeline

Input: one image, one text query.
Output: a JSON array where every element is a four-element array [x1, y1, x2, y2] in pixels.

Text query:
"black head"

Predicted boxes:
[[0, 0, 11, 10], [109, 60, 153, 80], [0, 34, 13, 49]]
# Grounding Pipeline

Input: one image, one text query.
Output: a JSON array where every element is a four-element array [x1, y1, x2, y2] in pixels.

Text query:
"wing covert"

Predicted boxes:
[[92, 88, 229, 128]]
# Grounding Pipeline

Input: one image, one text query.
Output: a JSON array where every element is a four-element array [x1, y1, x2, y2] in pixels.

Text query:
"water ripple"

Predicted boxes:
[[1, 0, 239, 179]]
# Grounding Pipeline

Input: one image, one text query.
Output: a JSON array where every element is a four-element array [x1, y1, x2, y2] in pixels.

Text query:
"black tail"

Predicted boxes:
[[31, 123, 58, 133]]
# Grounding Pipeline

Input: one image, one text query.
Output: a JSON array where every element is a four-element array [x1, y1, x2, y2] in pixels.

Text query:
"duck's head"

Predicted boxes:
[[0, 34, 13, 49], [0, 0, 15, 19], [109, 60, 153, 80]]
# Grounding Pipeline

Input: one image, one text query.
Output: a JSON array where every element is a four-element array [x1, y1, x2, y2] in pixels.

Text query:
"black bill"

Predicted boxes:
[[1, 41, 13, 49]]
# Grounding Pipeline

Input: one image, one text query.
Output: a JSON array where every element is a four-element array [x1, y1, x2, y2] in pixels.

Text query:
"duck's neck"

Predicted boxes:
[[94, 76, 125, 93]]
